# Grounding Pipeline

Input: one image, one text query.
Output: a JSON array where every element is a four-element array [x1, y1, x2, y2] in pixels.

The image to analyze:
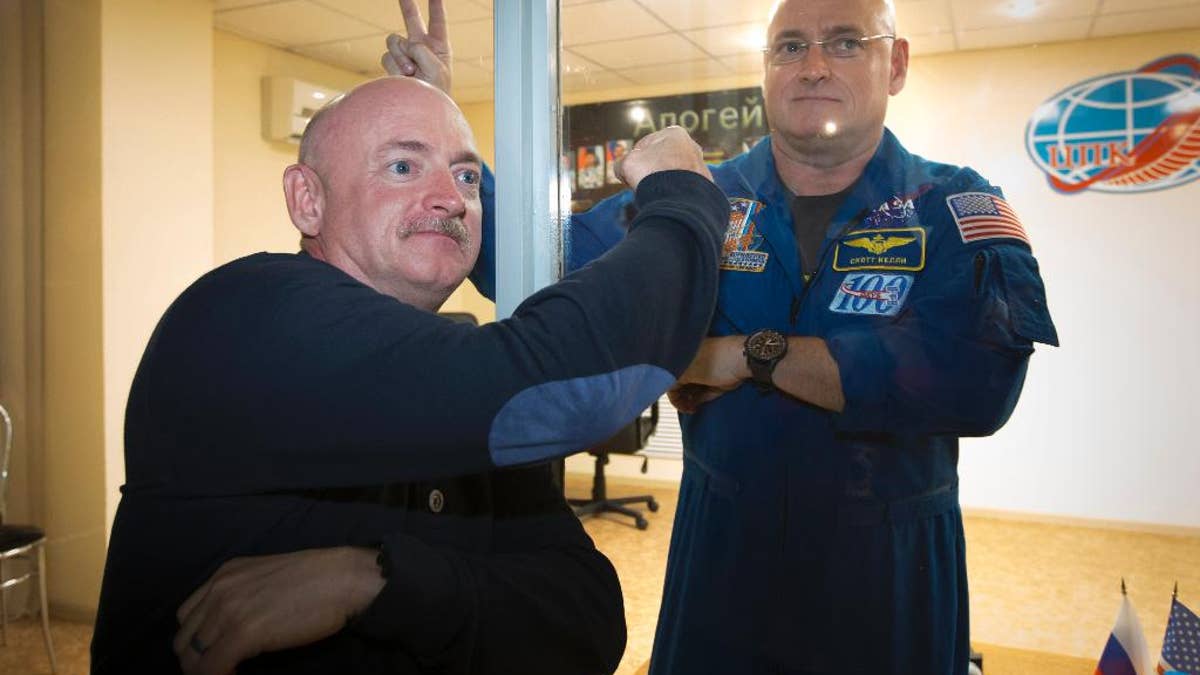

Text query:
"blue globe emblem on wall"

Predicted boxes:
[[1025, 54, 1200, 194]]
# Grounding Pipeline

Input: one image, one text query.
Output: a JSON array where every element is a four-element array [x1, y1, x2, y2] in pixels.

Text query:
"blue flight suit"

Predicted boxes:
[[476, 130, 1058, 674]]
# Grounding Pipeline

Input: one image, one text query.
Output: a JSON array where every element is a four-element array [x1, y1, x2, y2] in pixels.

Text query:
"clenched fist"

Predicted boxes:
[[614, 126, 713, 190]]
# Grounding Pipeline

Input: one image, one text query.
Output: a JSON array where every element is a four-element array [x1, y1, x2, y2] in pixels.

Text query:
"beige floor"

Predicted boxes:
[[0, 615, 91, 675], [965, 514, 1200, 663], [2, 475, 1197, 674], [563, 475, 1196, 675]]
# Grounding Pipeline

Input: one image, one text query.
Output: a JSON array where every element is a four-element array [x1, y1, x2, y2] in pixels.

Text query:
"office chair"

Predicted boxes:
[[0, 402, 56, 672], [568, 403, 660, 530]]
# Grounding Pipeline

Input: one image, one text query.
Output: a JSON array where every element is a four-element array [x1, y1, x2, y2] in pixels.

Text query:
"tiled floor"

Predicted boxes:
[[2, 475, 1195, 674]]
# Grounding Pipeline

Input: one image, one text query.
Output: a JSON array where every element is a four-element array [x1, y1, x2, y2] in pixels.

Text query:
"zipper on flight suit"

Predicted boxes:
[[789, 208, 871, 328]]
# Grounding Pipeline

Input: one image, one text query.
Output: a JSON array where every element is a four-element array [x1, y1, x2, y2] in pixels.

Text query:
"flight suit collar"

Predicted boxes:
[[724, 130, 914, 300], [826, 129, 914, 240]]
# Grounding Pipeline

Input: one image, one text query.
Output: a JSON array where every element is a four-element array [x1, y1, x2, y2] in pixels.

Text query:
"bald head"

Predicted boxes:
[[297, 95, 341, 169], [297, 77, 469, 178], [768, 0, 896, 37]]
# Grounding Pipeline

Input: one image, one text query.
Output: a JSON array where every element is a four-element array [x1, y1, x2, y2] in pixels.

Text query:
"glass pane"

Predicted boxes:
[[557, 2, 776, 481], [558, 1, 776, 468], [555, 0, 1200, 671]]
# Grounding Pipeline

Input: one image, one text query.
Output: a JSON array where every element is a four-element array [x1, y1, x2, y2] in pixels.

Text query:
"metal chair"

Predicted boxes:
[[0, 403, 56, 672]]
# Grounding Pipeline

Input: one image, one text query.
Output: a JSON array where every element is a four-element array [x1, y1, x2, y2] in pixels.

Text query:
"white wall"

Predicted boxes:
[[888, 31, 1200, 529]]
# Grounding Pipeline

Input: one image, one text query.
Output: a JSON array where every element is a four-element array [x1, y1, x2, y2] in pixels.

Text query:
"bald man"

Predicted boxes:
[[91, 77, 730, 674], [387, 0, 1058, 673]]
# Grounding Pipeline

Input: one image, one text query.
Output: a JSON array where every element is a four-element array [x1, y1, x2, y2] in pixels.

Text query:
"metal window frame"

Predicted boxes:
[[492, 0, 564, 318]]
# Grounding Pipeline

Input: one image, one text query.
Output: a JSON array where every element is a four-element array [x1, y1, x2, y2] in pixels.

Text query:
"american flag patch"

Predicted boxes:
[[945, 192, 1031, 247]]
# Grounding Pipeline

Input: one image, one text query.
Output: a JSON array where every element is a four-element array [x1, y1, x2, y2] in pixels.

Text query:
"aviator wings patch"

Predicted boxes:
[[833, 228, 926, 272], [841, 234, 916, 255]]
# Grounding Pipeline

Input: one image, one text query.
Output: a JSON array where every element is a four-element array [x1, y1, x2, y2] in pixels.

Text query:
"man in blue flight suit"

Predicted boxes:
[[386, 0, 1058, 673]]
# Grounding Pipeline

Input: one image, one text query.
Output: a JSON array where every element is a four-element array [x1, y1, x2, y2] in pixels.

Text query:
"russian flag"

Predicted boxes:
[[1096, 594, 1153, 675]]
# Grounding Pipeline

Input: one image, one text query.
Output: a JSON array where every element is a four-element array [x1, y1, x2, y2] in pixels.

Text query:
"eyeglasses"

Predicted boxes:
[[763, 34, 897, 65]]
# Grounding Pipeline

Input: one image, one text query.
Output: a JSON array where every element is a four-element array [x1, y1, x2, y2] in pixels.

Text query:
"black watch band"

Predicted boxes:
[[744, 329, 788, 390]]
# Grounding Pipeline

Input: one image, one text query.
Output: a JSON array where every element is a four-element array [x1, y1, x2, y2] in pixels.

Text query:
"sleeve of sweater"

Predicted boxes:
[[126, 170, 730, 495]]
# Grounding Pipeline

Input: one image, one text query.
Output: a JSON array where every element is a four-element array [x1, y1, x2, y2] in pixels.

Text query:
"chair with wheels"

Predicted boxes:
[[0, 402, 56, 672], [568, 403, 660, 530]]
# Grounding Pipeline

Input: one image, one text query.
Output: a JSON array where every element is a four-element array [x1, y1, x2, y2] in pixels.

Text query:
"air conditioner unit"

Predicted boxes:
[[263, 77, 344, 144]]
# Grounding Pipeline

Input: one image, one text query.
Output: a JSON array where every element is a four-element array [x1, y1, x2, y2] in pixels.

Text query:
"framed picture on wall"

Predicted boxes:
[[576, 145, 605, 190]]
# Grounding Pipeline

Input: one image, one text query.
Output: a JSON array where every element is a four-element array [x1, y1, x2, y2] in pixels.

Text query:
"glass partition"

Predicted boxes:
[[557, 2, 772, 463], [548, 1, 1200, 670]]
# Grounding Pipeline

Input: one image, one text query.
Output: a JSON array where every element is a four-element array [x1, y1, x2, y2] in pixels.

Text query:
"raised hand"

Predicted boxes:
[[615, 126, 714, 191], [382, 0, 453, 95]]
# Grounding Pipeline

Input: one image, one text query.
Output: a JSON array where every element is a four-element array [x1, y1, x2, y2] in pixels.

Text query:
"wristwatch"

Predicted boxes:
[[744, 329, 788, 390]]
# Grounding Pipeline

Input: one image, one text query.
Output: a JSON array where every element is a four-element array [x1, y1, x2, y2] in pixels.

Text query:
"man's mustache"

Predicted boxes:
[[400, 216, 471, 248]]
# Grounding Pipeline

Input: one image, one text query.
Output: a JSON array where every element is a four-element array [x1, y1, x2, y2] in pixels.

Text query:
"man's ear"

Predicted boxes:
[[888, 37, 910, 96], [283, 163, 325, 237]]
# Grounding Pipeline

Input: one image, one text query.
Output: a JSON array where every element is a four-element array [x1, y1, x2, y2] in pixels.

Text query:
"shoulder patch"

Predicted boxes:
[[720, 198, 769, 273], [833, 228, 926, 272], [946, 192, 1031, 248]]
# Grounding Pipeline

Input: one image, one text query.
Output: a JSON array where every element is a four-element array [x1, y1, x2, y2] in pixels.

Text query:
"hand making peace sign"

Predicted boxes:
[[382, 0, 454, 96]]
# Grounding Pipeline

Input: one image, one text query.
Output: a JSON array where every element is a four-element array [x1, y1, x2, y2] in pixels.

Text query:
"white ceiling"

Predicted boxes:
[[214, 0, 1200, 102]]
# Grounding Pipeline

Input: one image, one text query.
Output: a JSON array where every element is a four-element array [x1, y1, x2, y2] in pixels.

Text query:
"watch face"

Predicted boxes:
[[746, 330, 787, 361]]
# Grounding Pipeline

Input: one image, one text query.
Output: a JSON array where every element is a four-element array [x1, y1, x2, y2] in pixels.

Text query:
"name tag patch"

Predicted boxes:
[[829, 273, 914, 317], [720, 198, 769, 273], [832, 227, 926, 272]]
